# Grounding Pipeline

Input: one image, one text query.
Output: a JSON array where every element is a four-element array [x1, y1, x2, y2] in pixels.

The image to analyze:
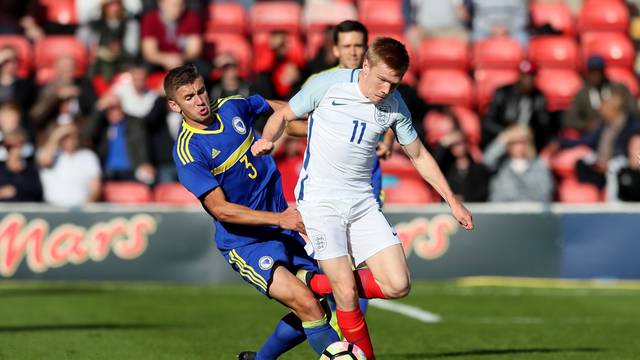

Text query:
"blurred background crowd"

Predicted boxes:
[[1, 0, 640, 206]]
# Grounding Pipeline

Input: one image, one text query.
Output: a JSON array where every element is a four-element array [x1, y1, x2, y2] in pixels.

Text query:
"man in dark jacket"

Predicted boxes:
[[482, 60, 555, 151]]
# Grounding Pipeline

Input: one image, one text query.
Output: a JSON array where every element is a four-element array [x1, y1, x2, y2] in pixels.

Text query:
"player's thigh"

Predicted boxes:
[[349, 207, 401, 268], [297, 200, 349, 261], [364, 243, 411, 297], [317, 256, 360, 309], [269, 266, 324, 321]]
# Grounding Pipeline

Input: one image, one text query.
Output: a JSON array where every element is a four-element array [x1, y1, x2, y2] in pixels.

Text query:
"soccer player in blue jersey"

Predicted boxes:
[[165, 65, 339, 359]]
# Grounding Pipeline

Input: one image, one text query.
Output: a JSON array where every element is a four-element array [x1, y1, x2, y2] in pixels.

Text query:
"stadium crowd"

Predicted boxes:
[[1, 0, 640, 206]]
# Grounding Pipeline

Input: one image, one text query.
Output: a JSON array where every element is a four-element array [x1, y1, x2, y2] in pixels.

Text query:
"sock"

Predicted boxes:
[[336, 308, 375, 360], [328, 295, 369, 315], [256, 313, 306, 360], [310, 269, 386, 299], [302, 315, 341, 355]]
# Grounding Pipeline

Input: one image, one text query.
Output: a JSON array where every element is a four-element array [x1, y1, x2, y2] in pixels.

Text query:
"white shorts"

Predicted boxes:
[[297, 196, 400, 266]]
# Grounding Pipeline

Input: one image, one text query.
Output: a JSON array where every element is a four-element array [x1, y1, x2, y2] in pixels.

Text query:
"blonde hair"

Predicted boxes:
[[364, 37, 410, 74]]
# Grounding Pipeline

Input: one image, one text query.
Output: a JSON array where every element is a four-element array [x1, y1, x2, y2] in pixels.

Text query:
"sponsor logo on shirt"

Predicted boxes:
[[331, 100, 347, 106], [211, 148, 220, 159]]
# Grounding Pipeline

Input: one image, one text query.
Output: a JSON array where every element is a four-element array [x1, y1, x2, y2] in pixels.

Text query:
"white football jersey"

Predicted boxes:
[[289, 68, 417, 201]]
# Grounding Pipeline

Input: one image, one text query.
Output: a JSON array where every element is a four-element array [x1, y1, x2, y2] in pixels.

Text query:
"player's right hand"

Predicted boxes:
[[251, 139, 275, 156], [278, 207, 306, 235]]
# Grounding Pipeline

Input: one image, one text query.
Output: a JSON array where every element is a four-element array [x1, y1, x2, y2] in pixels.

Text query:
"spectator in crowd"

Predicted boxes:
[[143, 96, 181, 183], [485, 126, 554, 202], [0, 46, 35, 116], [607, 131, 640, 202], [563, 55, 637, 133], [30, 55, 96, 137], [77, 0, 140, 57], [0, 102, 35, 162], [87, 32, 133, 90], [251, 30, 305, 100], [564, 89, 640, 189], [76, 0, 142, 25], [406, 0, 470, 48], [0, 127, 42, 202], [432, 130, 490, 202], [37, 123, 102, 207], [0, 0, 45, 41], [306, 26, 338, 75], [468, 0, 529, 47], [208, 53, 250, 100], [482, 60, 554, 151], [140, 0, 204, 72], [83, 95, 155, 184], [111, 61, 159, 119]]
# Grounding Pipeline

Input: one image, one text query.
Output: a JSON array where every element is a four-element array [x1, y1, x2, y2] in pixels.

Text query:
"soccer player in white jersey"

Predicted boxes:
[[252, 37, 474, 359]]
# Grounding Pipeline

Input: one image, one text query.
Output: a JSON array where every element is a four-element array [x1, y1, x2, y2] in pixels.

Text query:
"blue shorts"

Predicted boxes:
[[222, 236, 319, 297]]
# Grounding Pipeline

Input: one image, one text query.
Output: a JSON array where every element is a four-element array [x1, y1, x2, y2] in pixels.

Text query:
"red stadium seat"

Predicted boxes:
[[606, 66, 639, 97], [422, 106, 481, 147], [383, 176, 437, 204], [303, 1, 358, 32], [530, 1, 575, 36], [419, 38, 469, 71], [418, 69, 474, 108], [250, 1, 302, 34], [358, 0, 404, 33], [305, 28, 328, 61], [40, 0, 77, 26], [153, 183, 200, 205], [558, 178, 603, 203], [0, 35, 32, 78], [528, 36, 579, 70], [103, 182, 152, 204], [472, 37, 523, 70], [206, 2, 248, 35], [474, 69, 519, 114], [534, 69, 583, 112], [581, 32, 635, 69], [204, 33, 252, 78], [381, 153, 421, 178], [252, 32, 306, 73], [578, 0, 629, 33], [276, 155, 304, 203], [33, 36, 87, 84], [549, 146, 594, 178]]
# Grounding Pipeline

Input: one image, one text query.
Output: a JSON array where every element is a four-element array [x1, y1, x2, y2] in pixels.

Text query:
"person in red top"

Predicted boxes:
[[140, 0, 203, 72]]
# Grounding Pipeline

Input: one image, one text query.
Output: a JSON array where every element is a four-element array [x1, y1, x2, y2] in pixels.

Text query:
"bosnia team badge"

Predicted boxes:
[[232, 116, 247, 134]]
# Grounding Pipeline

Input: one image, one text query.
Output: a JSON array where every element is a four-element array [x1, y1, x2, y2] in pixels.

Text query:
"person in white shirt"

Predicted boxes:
[[38, 123, 102, 207], [252, 37, 474, 359]]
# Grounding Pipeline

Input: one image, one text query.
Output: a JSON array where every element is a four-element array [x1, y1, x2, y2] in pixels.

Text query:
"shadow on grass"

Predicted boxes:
[[0, 323, 170, 333], [381, 347, 605, 359]]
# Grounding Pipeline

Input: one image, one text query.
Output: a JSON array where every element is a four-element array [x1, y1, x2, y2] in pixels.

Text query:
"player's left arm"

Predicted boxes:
[[402, 138, 473, 230], [251, 104, 300, 155]]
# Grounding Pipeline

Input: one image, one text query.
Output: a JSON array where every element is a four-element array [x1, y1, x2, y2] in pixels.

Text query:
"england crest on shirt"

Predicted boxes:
[[232, 116, 247, 134], [375, 104, 391, 126]]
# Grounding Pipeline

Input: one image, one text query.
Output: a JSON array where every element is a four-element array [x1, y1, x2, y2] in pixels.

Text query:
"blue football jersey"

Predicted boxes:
[[173, 95, 293, 251]]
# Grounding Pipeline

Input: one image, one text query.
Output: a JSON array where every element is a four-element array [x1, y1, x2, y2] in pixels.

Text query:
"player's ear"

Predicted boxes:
[[167, 98, 181, 114], [332, 45, 340, 59]]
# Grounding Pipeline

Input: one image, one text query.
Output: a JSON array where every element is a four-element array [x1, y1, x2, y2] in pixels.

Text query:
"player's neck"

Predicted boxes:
[[183, 114, 214, 130]]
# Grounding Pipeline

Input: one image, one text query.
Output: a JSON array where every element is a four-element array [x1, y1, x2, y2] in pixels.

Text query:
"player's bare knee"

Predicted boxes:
[[332, 283, 359, 309], [291, 291, 324, 319], [383, 277, 411, 299]]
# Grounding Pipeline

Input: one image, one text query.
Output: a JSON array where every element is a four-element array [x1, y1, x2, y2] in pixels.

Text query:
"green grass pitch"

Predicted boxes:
[[0, 280, 639, 359]]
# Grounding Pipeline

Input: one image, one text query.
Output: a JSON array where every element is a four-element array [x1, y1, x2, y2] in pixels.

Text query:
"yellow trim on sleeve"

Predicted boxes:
[[212, 130, 254, 175]]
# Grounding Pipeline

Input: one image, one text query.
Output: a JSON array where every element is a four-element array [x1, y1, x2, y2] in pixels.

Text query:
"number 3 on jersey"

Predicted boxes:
[[240, 154, 257, 179], [350, 120, 366, 144]]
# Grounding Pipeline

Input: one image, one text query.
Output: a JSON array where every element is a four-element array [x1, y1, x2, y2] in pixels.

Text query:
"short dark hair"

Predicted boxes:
[[333, 20, 368, 46], [163, 64, 202, 100], [365, 37, 410, 74]]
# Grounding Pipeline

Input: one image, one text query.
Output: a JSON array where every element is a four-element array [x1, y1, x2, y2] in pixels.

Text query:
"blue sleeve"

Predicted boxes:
[[246, 95, 270, 118], [391, 92, 418, 145], [174, 148, 219, 199], [289, 69, 355, 117]]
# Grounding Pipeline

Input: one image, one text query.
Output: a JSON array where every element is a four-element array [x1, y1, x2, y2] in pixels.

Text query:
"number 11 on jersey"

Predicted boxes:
[[350, 120, 366, 144]]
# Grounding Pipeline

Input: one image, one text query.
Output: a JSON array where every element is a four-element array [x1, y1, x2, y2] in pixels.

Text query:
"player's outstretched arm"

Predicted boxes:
[[202, 187, 306, 234], [251, 104, 299, 156], [401, 138, 474, 230]]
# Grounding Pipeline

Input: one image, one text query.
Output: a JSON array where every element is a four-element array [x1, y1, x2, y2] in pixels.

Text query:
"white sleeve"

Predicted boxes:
[[391, 92, 418, 145], [289, 69, 355, 117], [83, 150, 102, 178]]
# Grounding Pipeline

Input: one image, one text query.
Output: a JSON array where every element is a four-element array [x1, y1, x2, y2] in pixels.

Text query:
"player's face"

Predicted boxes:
[[168, 78, 211, 124], [333, 31, 366, 69], [360, 59, 403, 104]]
